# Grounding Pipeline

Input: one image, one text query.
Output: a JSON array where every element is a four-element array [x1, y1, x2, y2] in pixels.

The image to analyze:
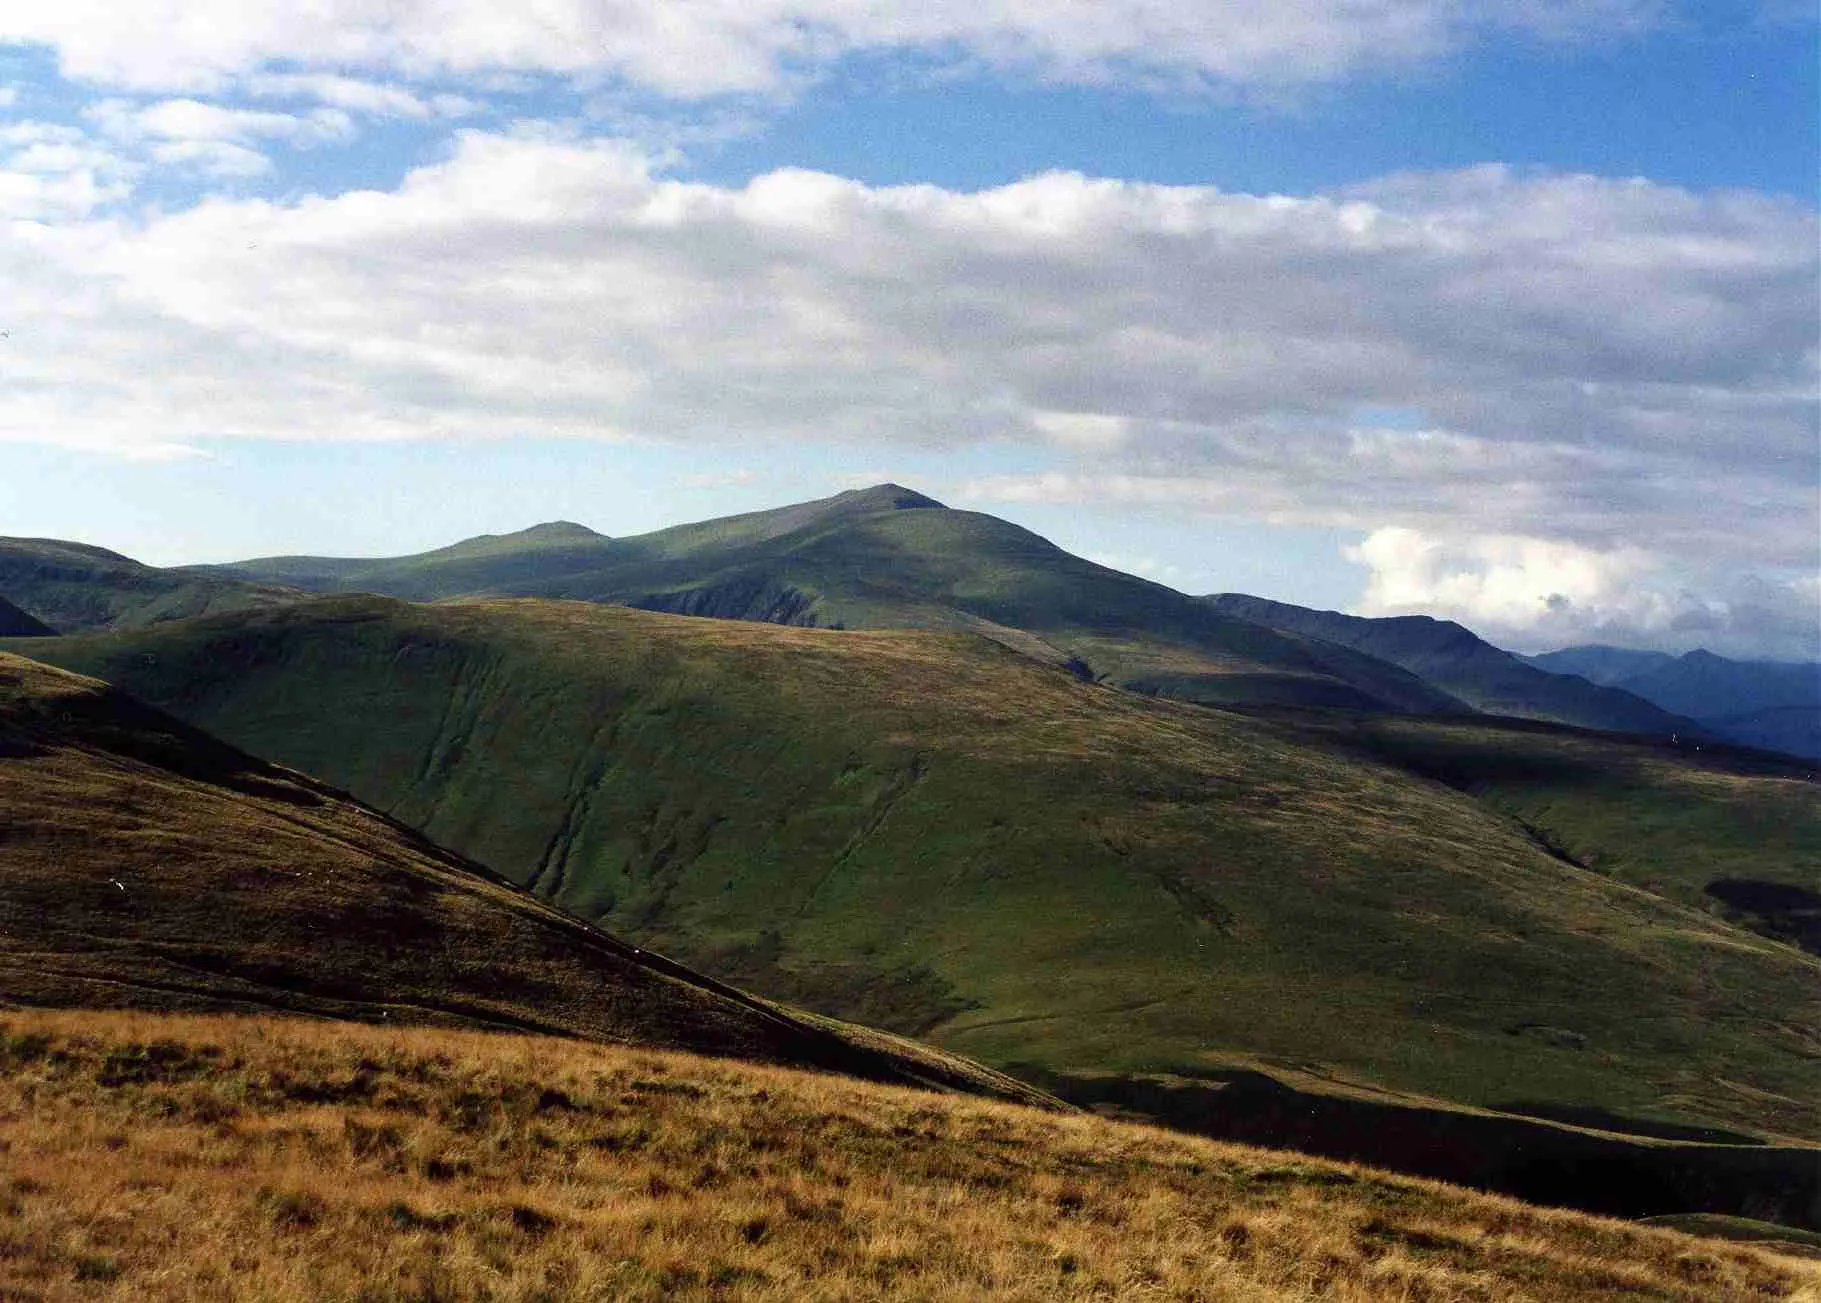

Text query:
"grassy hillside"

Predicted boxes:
[[1279, 711, 1821, 958], [17, 597, 1819, 1159], [0, 537, 296, 633], [0, 651, 1047, 1106], [198, 484, 1466, 714], [5, 1008, 1816, 1302], [1207, 594, 1698, 738]]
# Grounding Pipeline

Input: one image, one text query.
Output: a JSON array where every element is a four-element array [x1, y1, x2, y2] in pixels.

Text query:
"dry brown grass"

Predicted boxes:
[[3, 1010, 1816, 1302]]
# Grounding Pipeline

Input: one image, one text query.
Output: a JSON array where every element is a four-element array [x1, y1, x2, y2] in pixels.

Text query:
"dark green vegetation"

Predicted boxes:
[[0, 595, 53, 637], [195, 484, 1464, 714], [1530, 645, 1821, 760], [16, 598, 1818, 1177], [0, 536, 294, 633], [0, 651, 1052, 1107], [1207, 594, 1699, 738]]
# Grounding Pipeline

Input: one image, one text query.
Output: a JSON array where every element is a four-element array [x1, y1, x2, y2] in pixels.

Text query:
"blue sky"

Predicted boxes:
[[0, 3, 1815, 655]]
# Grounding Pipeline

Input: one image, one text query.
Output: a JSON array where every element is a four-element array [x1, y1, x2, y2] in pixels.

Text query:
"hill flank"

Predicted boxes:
[[15, 597, 1818, 1157], [0, 537, 297, 634], [0, 651, 1048, 1106], [3, 1008, 1815, 1302]]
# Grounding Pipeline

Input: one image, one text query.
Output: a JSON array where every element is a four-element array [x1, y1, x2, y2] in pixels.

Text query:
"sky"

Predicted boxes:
[[0, 2, 1815, 658]]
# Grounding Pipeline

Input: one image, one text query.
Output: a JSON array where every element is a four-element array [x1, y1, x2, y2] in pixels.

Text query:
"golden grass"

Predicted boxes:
[[3, 1010, 1817, 1303]]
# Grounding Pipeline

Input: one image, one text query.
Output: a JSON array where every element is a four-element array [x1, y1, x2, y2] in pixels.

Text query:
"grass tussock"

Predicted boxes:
[[2, 1010, 1817, 1303]]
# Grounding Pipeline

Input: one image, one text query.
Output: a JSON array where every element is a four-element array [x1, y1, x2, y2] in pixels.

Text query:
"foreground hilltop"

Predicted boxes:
[[0, 652, 1048, 1106], [4, 1008, 1816, 1302]]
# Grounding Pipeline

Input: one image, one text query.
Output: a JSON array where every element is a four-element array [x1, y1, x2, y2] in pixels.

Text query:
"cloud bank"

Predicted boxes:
[[2, 1, 1668, 99], [0, 128, 1811, 651]]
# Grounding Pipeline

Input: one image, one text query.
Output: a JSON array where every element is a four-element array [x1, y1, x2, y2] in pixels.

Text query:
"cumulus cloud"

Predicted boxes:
[[1, 1, 1672, 99], [0, 120, 136, 218], [0, 131, 1811, 651], [1344, 526, 1820, 658]]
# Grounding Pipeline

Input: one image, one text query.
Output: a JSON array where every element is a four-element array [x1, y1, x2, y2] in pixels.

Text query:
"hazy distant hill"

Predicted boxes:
[[0, 536, 296, 633], [1206, 594, 1699, 737], [0, 650, 1049, 1106], [1531, 645, 1821, 759], [17, 596, 1817, 1152], [197, 484, 1465, 715], [0, 595, 53, 636]]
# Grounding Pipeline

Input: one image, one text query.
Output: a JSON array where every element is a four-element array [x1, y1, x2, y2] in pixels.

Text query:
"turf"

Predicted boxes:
[[16, 596, 1818, 1154], [4, 1008, 1816, 1302]]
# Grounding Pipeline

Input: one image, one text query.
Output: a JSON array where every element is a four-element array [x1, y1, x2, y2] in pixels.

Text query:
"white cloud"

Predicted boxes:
[[0, 132, 1811, 653], [88, 97, 355, 147], [0, 120, 135, 218], [1342, 526, 1820, 658], [0, 2, 1677, 99], [0, 87, 16, 108], [242, 72, 477, 120]]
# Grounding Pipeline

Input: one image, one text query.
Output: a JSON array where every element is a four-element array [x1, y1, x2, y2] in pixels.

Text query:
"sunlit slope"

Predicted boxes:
[[0, 652, 1050, 1105], [202, 484, 1465, 713], [21, 598, 1819, 1146], [10, 1011, 1815, 1303], [0, 537, 296, 633], [1288, 711, 1821, 957]]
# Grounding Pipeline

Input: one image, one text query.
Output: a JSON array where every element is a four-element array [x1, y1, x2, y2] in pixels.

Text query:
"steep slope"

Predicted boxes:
[[16, 597, 1818, 1152], [0, 537, 297, 634], [201, 485, 1465, 714], [1207, 593, 1698, 736], [1530, 646, 1821, 759], [0, 595, 54, 636], [0, 651, 1051, 1106]]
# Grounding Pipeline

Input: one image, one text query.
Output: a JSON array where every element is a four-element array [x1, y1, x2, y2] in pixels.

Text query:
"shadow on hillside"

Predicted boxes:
[[1023, 1068, 1821, 1234]]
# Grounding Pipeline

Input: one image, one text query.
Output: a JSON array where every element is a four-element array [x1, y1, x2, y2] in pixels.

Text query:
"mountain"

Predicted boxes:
[[195, 485, 1466, 715], [1530, 646, 1821, 760], [1205, 594, 1700, 737], [0, 650, 1050, 1106], [1527, 644, 1679, 686], [11, 1012, 1813, 1303], [0, 595, 53, 636], [0, 536, 297, 633], [14, 596, 1817, 1156]]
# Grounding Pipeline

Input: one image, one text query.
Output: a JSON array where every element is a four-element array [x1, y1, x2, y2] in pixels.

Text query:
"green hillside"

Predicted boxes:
[[198, 485, 1466, 714], [0, 536, 297, 633], [0, 650, 1048, 1106], [1206, 594, 1699, 737], [16, 596, 1818, 1155]]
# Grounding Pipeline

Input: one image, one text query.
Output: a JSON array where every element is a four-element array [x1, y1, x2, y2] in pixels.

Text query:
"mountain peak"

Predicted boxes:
[[518, 520, 604, 540], [840, 483, 946, 511]]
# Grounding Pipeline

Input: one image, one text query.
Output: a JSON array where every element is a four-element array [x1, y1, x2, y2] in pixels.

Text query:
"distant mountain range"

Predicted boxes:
[[1204, 594, 1697, 738], [1529, 645, 1821, 760], [6, 484, 1813, 757]]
